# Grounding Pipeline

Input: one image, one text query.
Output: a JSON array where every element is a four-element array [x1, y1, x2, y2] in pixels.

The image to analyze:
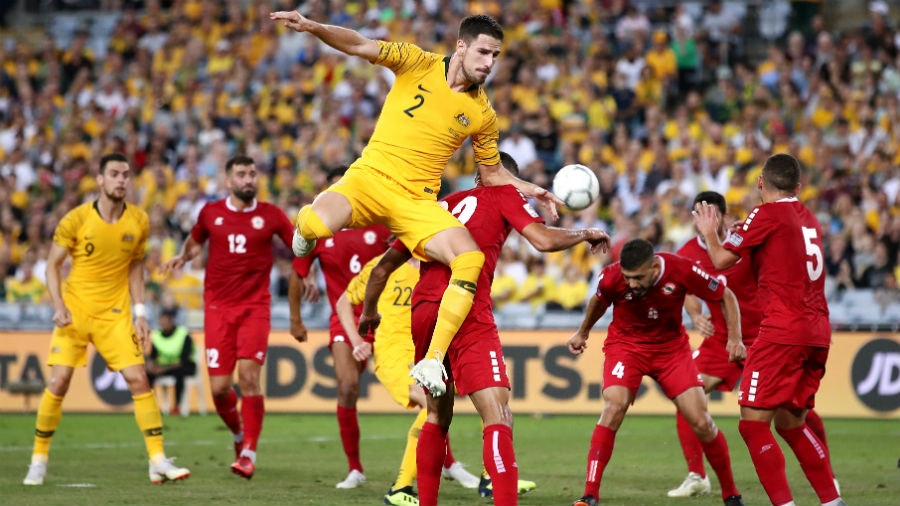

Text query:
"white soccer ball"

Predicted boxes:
[[552, 164, 600, 211]]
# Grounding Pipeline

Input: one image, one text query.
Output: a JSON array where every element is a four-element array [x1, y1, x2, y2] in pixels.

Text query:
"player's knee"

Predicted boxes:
[[691, 414, 716, 440], [295, 205, 333, 240], [337, 380, 360, 404]]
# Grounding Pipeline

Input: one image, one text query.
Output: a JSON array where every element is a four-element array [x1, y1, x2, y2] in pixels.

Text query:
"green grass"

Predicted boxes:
[[0, 412, 896, 505]]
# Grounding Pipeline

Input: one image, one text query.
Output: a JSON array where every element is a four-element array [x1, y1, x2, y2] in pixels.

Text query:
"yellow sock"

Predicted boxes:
[[295, 205, 333, 240], [394, 409, 427, 489], [32, 389, 64, 460], [133, 392, 165, 460], [426, 250, 484, 359]]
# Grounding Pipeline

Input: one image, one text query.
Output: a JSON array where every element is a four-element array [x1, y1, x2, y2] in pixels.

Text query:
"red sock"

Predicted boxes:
[[676, 411, 706, 477], [336, 405, 362, 472], [738, 419, 793, 505], [583, 424, 616, 499], [803, 409, 833, 476], [213, 388, 242, 435], [443, 434, 456, 468], [776, 424, 839, 502], [417, 422, 447, 506], [700, 429, 739, 498], [241, 395, 264, 452], [483, 424, 518, 506]]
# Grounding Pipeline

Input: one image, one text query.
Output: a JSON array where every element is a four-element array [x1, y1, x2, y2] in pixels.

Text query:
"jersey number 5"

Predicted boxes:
[[801, 226, 823, 281]]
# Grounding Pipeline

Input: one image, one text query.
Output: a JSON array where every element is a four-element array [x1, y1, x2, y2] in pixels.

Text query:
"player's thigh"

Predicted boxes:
[[654, 344, 705, 399], [48, 314, 91, 368], [694, 338, 742, 391], [450, 321, 510, 396], [325, 167, 396, 229], [235, 305, 271, 364], [411, 301, 439, 363], [601, 345, 648, 398], [740, 341, 825, 410], [204, 307, 238, 375], [389, 198, 469, 262], [374, 337, 416, 408], [90, 316, 145, 371]]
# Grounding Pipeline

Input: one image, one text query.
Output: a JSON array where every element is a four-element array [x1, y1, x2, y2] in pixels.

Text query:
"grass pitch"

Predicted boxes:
[[0, 412, 896, 505]]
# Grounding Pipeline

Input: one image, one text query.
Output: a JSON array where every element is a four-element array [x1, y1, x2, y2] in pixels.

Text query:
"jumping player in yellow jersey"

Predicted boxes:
[[22, 153, 189, 486], [270, 11, 563, 396]]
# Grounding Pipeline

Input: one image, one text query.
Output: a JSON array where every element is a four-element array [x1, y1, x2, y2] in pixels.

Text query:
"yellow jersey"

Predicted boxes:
[[355, 41, 501, 198], [53, 201, 149, 319], [345, 254, 420, 344]]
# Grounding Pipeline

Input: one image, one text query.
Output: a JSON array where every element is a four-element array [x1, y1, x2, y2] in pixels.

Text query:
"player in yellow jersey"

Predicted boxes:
[[22, 153, 189, 486], [270, 10, 563, 396]]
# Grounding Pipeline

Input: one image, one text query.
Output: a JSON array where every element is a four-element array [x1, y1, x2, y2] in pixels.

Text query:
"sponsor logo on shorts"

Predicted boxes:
[[852, 337, 900, 412]]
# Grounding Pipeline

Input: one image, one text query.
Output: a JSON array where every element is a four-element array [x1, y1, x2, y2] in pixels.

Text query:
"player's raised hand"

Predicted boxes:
[[567, 331, 589, 355], [357, 311, 381, 336], [585, 228, 611, 254], [269, 10, 314, 32], [530, 186, 563, 221], [691, 201, 720, 241], [52, 303, 72, 327]]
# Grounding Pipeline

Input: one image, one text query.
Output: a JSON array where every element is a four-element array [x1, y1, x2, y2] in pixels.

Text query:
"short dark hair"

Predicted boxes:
[[620, 238, 655, 270], [499, 151, 519, 176], [459, 14, 503, 43], [99, 152, 128, 174], [761, 153, 801, 192], [225, 155, 255, 173], [326, 166, 349, 183], [693, 191, 726, 215]]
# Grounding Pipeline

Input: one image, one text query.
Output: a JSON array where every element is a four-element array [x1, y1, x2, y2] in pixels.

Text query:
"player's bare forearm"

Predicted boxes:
[[128, 259, 146, 306], [335, 293, 365, 347], [269, 10, 380, 60], [692, 203, 739, 269], [578, 294, 607, 335], [45, 242, 67, 311], [719, 288, 745, 361], [362, 248, 408, 318], [165, 235, 202, 274], [287, 271, 304, 322], [521, 223, 610, 253]]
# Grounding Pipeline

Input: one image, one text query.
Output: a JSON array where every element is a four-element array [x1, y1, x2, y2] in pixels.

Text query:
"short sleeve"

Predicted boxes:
[[132, 210, 149, 261], [472, 94, 500, 166], [374, 41, 438, 75], [344, 256, 379, 306], [498, 186, 543, 233], [53, 209, 80, 251], [190, 204, 210, 244], [682, 259, 726, 302], [724, 205, 771, 255]]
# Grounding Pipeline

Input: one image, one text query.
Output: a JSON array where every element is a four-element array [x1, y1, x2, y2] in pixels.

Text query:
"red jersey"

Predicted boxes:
[[191, 198, 294, 308], [292, 225, 391, 319], [723, 198, 830, 347], [677, 234, 761, 344], [597, 252, 726, 349], [412, 185, 543, 319]]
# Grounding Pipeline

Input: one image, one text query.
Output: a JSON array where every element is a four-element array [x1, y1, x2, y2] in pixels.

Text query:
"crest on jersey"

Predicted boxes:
[[214, 217, 224, 225], [455, 113, 471, 127], [122, 234, 134, 242], [364, 231, 377, 244], [251, 216, 265, 230], [662, 282, 675, 294]]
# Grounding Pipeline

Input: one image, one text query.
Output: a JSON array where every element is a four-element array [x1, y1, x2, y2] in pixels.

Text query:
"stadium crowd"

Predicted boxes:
[[0, 0, 899, 319]]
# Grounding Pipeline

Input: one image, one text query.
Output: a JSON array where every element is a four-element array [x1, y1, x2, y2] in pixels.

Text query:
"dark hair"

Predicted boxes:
[[620, 238, 655, 270], [225, 155, 255, 173], [761, 153, 800, 192], [458, 14, 503, 43], [499, 151, 519, 176], [693, 191, 726, 215], [326, 166, 349, 183], [99, 152, 128, 174]]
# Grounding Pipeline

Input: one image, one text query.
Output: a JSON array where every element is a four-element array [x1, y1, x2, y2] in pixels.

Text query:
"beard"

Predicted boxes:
[[233, 186, 257, 203], [104, 187, 126, 203], [462, 65, 488, 86]]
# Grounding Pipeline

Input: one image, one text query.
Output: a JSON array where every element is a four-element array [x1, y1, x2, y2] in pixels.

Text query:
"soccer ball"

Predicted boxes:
[[552, 164, 600, 211]]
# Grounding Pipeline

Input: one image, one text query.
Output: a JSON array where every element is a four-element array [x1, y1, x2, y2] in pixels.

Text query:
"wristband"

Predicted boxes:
[[133, 303, 147, 319]]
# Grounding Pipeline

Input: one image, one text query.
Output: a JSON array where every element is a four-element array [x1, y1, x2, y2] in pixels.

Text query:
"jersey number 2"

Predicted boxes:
[[801, 226, 823, 281]]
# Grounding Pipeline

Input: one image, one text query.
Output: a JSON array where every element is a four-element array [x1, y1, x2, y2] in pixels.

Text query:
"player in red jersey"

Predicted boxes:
[[164, 155, 295, 480], [671, 190, 837, 499], [360, 152, 609, 506], [287, 168, 392, 489], [568, 238, 746, 506], [694, 154, 844, 506]]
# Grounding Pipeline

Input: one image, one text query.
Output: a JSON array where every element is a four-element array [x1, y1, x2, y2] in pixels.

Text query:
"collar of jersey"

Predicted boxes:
[[225, 196, 258, 212], [443, 56, 478, 93]]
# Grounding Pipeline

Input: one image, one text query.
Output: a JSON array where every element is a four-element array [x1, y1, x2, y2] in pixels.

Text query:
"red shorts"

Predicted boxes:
[[693, 336, 743, 391], [739, 340, 828, 410], [327, 314, 374, 367], [411, 301, 510, 396], [204, 305, 270, 375], [602, 341, 703, 400]]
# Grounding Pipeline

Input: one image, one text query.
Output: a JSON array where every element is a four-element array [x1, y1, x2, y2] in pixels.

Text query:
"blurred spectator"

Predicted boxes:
[[517, 257, 555, 310], [548, 265, 590, 312], [858, 241, 894, 289], [5, 258, 47, 303], [146, 306, 197, 417]]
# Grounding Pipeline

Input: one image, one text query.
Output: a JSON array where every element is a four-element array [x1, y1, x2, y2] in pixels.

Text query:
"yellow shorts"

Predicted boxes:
[[373, 332, 416, 409], [327, 166, 465, 260], [48, 310, 143, 372]]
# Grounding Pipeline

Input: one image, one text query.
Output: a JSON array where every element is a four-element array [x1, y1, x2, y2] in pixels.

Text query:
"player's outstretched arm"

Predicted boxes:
[[335, 292, 372, 362], [567, 294, 609, 355], [478, 162, 564, 221], [163, 235, 203, 276], [718, 287, 746, 362], [45, 242, 72, 327], [128, 258, 151, 347], [520, 223, 610, 254], [692, 203, 739, 270], [269, 10, 380, 61], [359, 246, 410, 336]]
